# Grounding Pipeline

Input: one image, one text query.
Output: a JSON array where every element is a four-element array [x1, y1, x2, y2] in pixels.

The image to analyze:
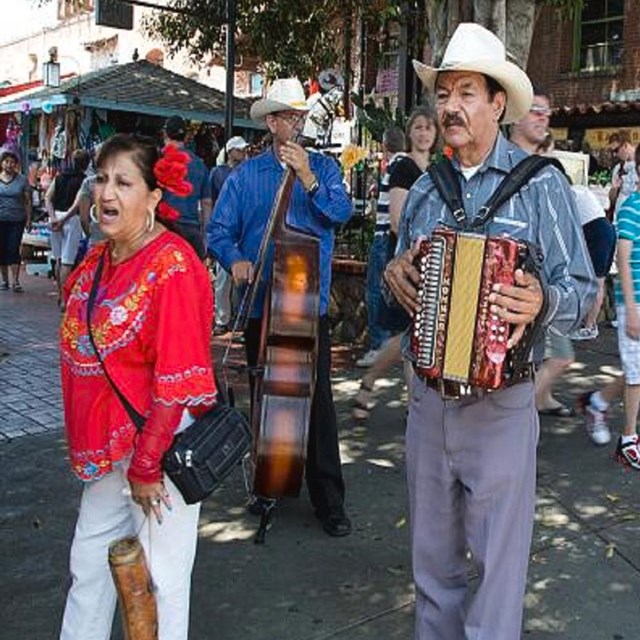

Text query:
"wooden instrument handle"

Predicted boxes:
[[109, 536, 158, 640]]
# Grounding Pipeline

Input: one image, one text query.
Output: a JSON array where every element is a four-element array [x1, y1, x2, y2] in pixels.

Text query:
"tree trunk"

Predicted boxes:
[[425, 0, 536, 70]]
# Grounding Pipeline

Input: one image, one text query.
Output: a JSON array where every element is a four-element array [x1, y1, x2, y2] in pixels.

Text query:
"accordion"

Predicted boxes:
[[411, 228, 534, 391]]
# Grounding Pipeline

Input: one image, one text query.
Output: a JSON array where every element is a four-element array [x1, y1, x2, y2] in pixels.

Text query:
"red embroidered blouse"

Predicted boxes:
[[60, 231, 217, 482]]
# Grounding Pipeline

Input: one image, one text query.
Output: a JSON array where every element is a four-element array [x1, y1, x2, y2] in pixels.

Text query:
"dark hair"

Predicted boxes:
[[96, 134, 160, 191], [164, 115, 187, 142], [0, 150, 19, 165], [618, 130, 632, 146], [531, 84, 549, 99], [482, 75, 507, 122], [383, 126, 406, 154], [405, 105, 440, 154], [72, 149, 90, 173]]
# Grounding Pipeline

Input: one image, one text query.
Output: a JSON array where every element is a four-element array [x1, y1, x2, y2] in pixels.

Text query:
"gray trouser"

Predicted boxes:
[[406, 376, 538, 640], [214, 262, 233, 326]]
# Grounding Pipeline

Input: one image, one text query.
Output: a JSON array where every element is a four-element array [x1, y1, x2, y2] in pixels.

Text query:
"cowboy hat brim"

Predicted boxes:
[[413, 59, 533, 124], [250, 98, 309, 124]]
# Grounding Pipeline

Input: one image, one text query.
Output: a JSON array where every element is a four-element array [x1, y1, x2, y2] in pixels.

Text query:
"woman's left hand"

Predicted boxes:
[[130, 480, 171, 524]]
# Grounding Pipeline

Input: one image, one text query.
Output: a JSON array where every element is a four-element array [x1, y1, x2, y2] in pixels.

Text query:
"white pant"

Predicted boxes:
[[60, 463, 201, 640], [50, 211, 83, 265]]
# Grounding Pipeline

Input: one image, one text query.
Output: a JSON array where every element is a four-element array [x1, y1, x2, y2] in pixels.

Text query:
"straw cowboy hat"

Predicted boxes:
[[250, 78, 309, 123], [413, 23, 533, 124]]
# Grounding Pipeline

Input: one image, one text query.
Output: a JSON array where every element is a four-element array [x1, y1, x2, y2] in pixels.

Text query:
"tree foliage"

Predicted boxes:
[[140, 0, 405, 80]]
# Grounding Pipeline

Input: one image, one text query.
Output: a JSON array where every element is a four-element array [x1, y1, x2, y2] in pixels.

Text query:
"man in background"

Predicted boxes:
[[163, 116, 212, 259], [210, 136, 248, 335]]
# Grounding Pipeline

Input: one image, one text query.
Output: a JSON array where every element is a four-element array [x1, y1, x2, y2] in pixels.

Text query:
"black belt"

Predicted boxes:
[[375, 223, 390, 232], [419, 363, 536, 400]]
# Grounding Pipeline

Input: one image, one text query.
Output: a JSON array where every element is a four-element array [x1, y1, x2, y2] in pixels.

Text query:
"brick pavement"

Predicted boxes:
[[0, 273, 63, 440]]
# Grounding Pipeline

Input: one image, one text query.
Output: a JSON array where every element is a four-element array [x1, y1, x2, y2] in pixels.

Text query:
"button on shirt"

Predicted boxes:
[[397, 134, 597, 357], [207, 148, 352, 317]]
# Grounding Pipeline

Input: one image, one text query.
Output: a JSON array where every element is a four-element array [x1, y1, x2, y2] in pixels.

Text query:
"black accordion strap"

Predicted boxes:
[[429, 155, 565, 230], [428, 160, 466, 225], [87, 250, 146, 431], [472, 156, 566, 229]]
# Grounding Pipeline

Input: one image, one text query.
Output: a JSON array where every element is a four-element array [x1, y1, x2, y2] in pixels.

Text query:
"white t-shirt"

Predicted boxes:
[[571, 185, 606, 226]]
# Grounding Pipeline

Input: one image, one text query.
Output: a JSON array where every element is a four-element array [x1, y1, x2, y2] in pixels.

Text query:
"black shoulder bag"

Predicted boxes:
[[87, 250, 251, 504]]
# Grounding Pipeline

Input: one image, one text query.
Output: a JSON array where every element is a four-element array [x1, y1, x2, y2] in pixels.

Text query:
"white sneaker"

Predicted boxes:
[[355, 349, 379, 368], [585, 404, 611, 446]]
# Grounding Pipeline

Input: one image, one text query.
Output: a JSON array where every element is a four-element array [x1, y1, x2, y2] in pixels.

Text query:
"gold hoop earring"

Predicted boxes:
[[89, 204, 99, 224], [146, 208, 155, 232]]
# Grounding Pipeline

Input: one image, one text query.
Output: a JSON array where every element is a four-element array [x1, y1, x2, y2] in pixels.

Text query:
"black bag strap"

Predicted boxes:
[[87, 250, 146, 431], [428, 155, 566, 229]]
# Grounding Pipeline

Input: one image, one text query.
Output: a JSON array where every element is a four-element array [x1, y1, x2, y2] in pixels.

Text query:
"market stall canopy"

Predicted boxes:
[[0, 60, 259, 129]]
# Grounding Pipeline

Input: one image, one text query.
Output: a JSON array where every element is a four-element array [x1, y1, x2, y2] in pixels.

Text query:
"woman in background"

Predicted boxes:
[[353, 106, 439, 420], [0, 149, 31, 292]]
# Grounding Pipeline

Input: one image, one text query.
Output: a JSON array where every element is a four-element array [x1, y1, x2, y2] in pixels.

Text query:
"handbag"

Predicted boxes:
[[87, 250, 251, 504]]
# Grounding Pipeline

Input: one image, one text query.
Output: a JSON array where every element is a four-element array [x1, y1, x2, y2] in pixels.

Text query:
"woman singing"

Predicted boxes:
[[59, 134, 217, 640]]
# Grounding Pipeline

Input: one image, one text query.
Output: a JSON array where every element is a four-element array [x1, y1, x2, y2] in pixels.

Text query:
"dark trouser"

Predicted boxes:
[[174, 222, 206, 260], [0, 220, 25, 266], [244, 315, 346, 516]]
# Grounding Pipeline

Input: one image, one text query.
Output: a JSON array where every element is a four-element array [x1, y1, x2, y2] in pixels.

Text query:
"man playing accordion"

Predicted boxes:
[[384, 23, 596, 640]]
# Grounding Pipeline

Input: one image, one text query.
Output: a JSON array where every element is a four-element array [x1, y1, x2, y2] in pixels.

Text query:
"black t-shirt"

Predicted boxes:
[[388, 156, 423, 191], [52, 171, 86, 211]]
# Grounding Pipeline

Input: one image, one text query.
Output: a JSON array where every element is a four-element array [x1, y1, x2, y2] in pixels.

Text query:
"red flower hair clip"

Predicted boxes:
[[154, 143, 194, 221]]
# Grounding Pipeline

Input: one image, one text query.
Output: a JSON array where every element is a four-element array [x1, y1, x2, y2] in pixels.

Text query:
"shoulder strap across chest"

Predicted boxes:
[[428, 155, 566, 229]]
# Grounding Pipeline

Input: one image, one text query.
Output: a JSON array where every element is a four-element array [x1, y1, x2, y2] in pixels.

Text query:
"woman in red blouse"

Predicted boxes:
[[59, 134, 217, 640]]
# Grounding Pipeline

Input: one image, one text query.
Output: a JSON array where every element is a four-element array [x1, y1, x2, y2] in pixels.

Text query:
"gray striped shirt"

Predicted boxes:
[[397, 134, 597, 360]]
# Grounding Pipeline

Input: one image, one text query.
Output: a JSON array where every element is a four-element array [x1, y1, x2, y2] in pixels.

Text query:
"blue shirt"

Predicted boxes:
[[207, 147, 352, 316], [614, 192, 640, 306], [397, 134, 597, 360], [162, 148, 211, 227]]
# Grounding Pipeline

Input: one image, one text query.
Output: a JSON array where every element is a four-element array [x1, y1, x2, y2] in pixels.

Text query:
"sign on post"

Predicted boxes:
[[95, 0, 134, 30]]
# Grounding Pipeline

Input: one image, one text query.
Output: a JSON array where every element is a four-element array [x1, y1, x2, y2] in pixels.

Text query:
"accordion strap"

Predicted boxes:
[[428, 155, 566, 230], [87, 249, 146, 431]]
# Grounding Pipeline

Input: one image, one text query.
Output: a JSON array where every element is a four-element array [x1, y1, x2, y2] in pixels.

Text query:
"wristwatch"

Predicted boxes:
[[305, 178, 320, 196]]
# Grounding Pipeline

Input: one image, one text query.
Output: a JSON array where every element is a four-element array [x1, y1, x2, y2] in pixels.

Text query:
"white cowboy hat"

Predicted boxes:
[[413, 23, 533, 124], [250, 78, 310, 123]]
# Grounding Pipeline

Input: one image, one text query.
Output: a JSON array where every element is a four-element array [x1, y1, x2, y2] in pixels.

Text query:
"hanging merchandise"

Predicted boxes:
[[3, 117, 22, 163], [50, 116, 66, 160]]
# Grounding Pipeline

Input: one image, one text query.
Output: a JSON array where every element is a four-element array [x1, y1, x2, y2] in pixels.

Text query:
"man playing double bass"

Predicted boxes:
[[206, 78, 353, 537]]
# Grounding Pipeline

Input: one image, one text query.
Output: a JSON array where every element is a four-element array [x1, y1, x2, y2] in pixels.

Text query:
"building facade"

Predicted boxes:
[[0, 0, 262, 98], [528, 0, 640, 155]]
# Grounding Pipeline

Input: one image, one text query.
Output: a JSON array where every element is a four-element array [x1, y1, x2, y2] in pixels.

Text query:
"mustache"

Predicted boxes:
[[442, 113, 466, 128]]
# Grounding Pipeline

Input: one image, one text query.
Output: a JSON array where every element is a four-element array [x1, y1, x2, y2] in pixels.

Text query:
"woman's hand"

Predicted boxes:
[[130, 480, 171, 524]]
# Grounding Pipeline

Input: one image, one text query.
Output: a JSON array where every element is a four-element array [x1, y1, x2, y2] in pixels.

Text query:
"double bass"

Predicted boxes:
[[239, 89, 342, 543], [242, 166, 319, 543]]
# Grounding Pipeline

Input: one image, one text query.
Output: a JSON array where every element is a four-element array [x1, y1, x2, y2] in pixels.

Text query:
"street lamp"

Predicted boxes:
[[43, 48, 61, 88]]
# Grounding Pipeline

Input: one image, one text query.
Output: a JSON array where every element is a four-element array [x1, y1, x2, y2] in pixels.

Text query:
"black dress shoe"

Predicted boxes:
[[247, 495, 276, 516], [318, 510, 352, 537]]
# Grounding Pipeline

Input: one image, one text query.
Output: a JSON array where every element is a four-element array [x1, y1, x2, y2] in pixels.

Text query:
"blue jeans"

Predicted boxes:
[[365, 233, 391, 350]]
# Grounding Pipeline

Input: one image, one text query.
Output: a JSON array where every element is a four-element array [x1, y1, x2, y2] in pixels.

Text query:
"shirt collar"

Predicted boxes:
[[256, 147, 286, 173], [450, 133, 527, 176]]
